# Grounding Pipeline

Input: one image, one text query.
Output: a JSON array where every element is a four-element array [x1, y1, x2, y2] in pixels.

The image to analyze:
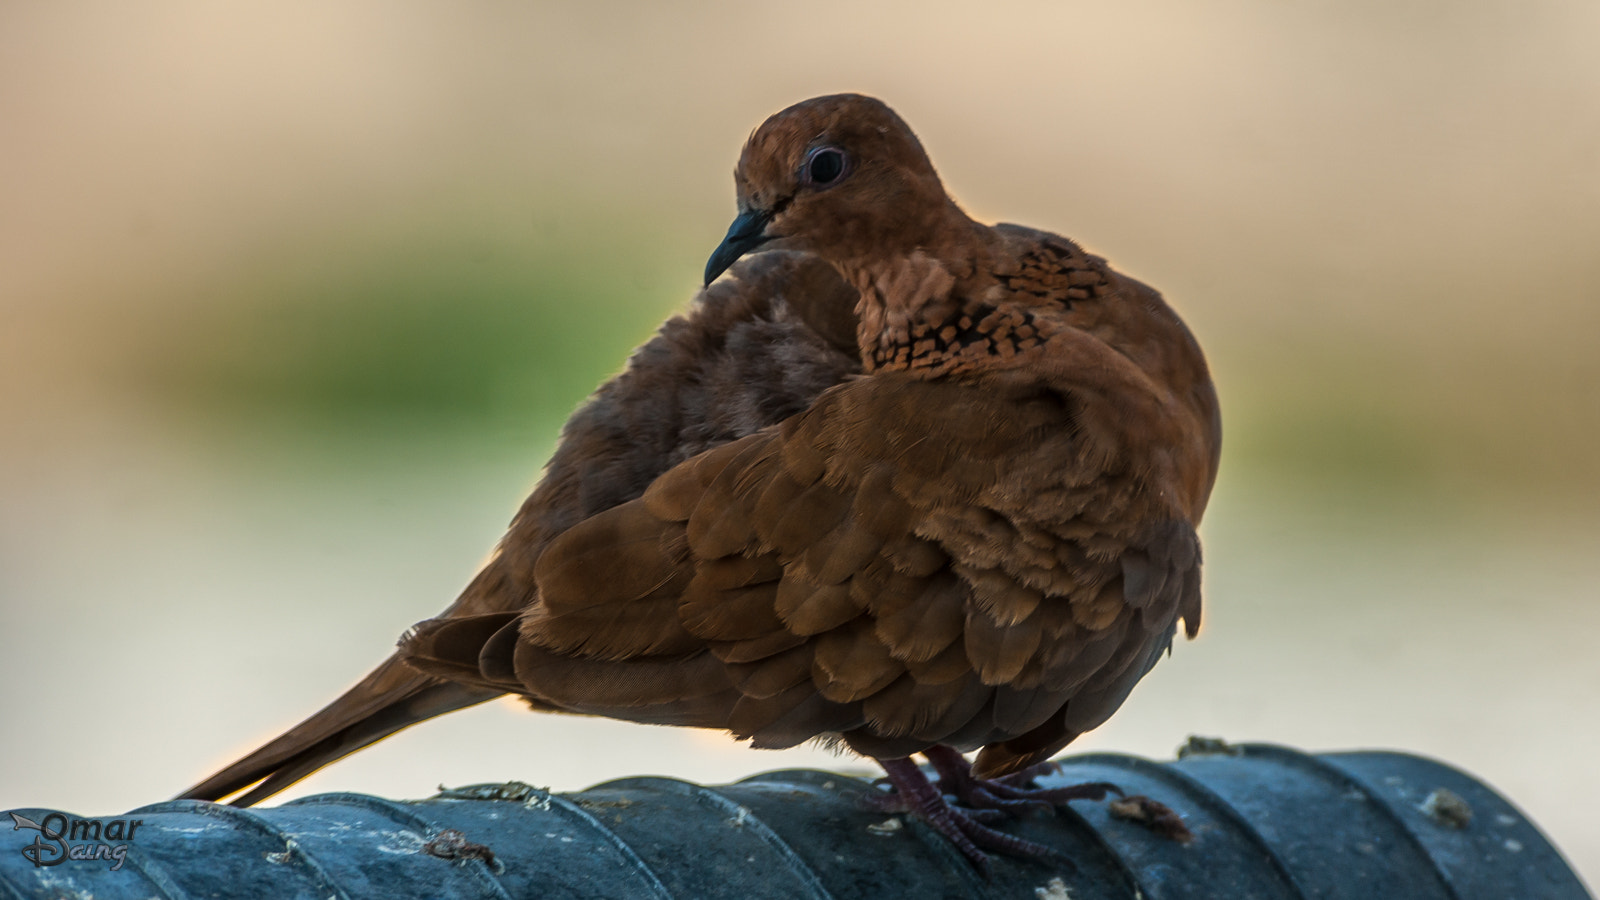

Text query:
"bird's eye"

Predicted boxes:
[[803, 146, 849, 187]]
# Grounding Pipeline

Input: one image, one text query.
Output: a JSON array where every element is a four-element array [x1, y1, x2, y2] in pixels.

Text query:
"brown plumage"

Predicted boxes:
[[179, 249, 861, 806], [181, 94, 1220, 867]]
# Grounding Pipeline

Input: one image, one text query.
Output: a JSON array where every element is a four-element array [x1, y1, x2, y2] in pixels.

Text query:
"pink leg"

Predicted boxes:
[[867, 746, 1129, 869], [924, 746, 1121, 813], [877, 756, 1069, 872]]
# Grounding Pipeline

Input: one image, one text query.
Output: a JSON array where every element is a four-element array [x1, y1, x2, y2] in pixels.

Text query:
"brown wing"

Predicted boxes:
[[438, 250, 860, 624], [404, 369, 1203, 778], [178, 251, 860, 805]]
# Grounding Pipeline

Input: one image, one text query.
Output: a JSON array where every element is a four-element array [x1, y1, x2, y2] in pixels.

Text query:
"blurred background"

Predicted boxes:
[[2, 0, 1595, 885]]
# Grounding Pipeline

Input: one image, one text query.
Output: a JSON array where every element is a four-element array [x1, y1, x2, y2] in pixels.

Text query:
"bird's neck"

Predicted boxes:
[[834, 216, 1013, 377]]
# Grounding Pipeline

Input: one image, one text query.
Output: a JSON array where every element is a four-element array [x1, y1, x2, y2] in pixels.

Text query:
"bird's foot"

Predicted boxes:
[[924, 745, 1121, 816], [876, 756, 1070, 872]]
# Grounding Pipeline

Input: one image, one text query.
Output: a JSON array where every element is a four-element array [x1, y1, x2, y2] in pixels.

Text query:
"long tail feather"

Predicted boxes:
[[177, 656, 501, 806]]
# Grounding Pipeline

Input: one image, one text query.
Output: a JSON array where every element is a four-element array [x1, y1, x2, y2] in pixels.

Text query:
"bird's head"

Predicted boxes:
[[704, 94, 961, 286]]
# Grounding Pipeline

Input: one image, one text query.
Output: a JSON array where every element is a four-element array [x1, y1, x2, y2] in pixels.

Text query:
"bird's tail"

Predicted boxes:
[[177, 655, 502, 807]]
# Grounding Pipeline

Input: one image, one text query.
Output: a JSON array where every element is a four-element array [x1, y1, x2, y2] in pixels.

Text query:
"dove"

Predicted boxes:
[[182, 93, 1221, 869]]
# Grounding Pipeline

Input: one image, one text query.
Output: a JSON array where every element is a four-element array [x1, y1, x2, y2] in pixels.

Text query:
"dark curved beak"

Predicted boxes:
[[704, 207, 775, 286]]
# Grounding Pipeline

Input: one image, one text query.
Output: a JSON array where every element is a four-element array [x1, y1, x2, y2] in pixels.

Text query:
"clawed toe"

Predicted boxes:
[[877, 756, 1074, 872], [985, 778, 1123, 806], [938, 805, 1073, 873], [924, 745, 1122, 816], [870, 748, 1128, 870]]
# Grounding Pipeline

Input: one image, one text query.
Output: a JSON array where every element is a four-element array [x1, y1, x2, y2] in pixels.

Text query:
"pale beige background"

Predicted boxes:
[[2, 1, 1596, 888]]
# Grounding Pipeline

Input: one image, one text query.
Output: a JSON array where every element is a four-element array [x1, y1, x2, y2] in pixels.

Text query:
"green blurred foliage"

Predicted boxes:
[[125, 232, 692, 447]]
